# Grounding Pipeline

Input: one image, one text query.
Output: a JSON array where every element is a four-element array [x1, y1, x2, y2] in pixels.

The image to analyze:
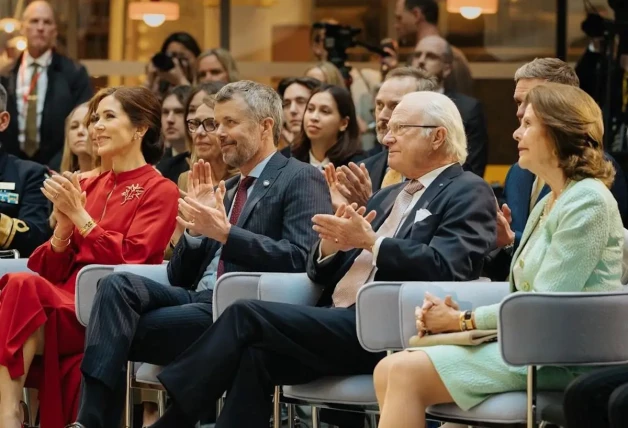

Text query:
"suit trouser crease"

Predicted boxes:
[[80, 272, 213, 390], [157, 299, 383, 427]]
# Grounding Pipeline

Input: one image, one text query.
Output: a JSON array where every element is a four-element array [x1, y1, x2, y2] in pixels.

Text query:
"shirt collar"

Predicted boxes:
[[416, 163, 456, 190], [24, 49, 53, 68], [308, 151, 331, 169], [244, 151, 275, 180]]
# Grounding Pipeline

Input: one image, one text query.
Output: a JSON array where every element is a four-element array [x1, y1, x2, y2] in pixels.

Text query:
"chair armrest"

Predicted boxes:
[[0, 259, 32, 276], [213, 272, 323, 322], [398, 281, 510, 349], [356, 282, 404, 352], [113, 264, 170, 286], [75, 264, 116, 326], [257, 273, 322, 306], [499, 292, 628, 366]]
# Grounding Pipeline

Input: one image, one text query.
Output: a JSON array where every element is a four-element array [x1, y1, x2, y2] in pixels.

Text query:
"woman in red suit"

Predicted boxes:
[[0, 86, 179, 428]]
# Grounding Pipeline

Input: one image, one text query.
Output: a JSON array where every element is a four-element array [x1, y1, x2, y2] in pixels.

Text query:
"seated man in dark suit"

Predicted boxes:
[[69, 81, 333, 428], [0, 83, 50, 257], [485, 57, 628, 281], [0, 0, 93, 168], [327, 67, 437, 209], [411, 35, 489, 177], [145, 91, 497, 428]]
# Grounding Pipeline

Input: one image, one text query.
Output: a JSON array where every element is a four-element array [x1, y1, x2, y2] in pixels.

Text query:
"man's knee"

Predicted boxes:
[[96, 273, 144, 306]]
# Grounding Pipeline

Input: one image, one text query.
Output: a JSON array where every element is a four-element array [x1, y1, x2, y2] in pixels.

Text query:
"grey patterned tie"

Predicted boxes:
[[332, 179, 424, 308]]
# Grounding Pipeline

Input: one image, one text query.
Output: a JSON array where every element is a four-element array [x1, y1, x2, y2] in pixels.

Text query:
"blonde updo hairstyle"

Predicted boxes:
[[525, 82, 615, 188]]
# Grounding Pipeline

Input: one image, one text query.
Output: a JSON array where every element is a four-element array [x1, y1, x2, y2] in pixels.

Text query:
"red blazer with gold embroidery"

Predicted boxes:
[[28, 164, 179, 293]]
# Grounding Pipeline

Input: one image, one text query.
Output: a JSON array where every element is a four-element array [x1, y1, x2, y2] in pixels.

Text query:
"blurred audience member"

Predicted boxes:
[[0, 83, 50, 257], [196, 48, 240, 84], [178, 81, 227, 191], [156, 85, 192, 183], [0, 86, 179, 428], [0, 0, 93, 168], [145, 32, 201, 98], [276, 76, 321, 151], [394, 0, 473, 96], [284, 84, 363, 169], [60, 103, 92, 174], [305, 62, 347, 88], [411, 35, 488, 177], [375, 83, 623, 428], [76, 99, 111, 181]]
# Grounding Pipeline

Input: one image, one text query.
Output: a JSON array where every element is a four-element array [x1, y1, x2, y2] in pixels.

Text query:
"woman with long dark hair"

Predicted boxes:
[[286, 84, 363, 169]]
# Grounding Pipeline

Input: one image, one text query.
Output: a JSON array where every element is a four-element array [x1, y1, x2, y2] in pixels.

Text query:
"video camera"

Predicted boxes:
[[312, 22, 390, 81]]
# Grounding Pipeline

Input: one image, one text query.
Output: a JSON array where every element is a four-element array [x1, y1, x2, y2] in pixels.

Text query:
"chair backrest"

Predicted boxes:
[[0, 258, 32, 277], [356, 282, 404, 352], [499, 291, 628, 366], [356, 281, 510, 352], [398, 281, 510, 349], [75, 265, 116, 326], [113, 264, 170, 286]]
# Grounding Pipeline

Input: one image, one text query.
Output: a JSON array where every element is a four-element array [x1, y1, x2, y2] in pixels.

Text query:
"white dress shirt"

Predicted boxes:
[[16, 49, 53, 149], [309, 151, 331, 170]]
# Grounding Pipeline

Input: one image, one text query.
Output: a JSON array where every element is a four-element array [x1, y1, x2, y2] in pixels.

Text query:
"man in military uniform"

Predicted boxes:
[[0, 83, 50, 257]]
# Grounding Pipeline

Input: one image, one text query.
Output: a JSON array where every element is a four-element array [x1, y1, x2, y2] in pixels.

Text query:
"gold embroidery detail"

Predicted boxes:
[[121, 184, 145, 205]]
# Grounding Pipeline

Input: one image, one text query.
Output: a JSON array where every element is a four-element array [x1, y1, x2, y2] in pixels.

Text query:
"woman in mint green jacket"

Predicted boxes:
[[374, 82, 624, 428]]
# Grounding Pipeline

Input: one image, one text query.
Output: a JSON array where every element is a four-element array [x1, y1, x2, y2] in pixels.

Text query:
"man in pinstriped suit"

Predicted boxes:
[[69, 81, 332, 428]]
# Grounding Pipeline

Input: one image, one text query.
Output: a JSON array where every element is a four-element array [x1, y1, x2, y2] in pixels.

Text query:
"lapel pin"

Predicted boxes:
[[263, 180, 270, 187]]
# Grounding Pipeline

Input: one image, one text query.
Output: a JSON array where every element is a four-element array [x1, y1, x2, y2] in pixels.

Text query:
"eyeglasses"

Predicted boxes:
[[186, 118, 216, 133], [387, 123, 440, 136]]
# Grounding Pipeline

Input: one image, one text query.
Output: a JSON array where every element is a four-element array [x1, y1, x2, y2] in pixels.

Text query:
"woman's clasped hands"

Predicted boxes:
[[415, 292, 463, 338]]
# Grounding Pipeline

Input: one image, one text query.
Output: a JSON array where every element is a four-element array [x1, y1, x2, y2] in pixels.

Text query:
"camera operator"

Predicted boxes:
[[145, 32, 201, 98]]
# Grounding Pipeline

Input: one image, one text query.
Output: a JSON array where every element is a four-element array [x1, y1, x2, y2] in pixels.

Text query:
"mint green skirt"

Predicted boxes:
[[418, 342, 582, 411]]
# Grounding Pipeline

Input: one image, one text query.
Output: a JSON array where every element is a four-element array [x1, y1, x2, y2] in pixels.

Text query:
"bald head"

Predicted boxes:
[[411, 35, 453, 87], [22, 1, 57, 58]]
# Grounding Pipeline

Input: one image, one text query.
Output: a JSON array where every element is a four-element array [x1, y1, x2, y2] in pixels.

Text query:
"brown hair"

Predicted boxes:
[[87, 86, 164, 165], [60, 102, 90, 173], [305, 62, 346, 89], [385, 66, 439, 91], [197, 48, 240, 83], [514, 58, 580, 87], [525, 82, 614, 187]]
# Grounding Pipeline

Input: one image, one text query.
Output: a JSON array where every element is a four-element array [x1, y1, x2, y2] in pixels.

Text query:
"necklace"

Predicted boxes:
[[540, 180, 570, 223]]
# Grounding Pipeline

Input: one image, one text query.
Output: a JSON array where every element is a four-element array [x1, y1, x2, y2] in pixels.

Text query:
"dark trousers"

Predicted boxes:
[[158, 299, 384, 428], [80, 272, 213, 423], [564, 366, 628, 428]]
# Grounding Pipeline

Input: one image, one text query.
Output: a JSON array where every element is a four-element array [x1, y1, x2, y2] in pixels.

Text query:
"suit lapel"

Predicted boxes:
[[41, 53, 59, 137], [222, 175, 239, 214], [512, 201, 544, 265], [236, 152, 287, 227], [514, 168, 536, 224], [396, 164, 462, 238], [536, 183, 551, 205], [371, 183, 403, 232]]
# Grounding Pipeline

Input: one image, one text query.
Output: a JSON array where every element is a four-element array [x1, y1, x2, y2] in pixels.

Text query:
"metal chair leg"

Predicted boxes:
[[287, 404, 295, 428], [157, 389, 167, 416], [125, 362, 134, 428], [527, 365, 538, 428], [311, 406, 319, 428], [368, 413, 377, 428], [273, 386, 281, 428]]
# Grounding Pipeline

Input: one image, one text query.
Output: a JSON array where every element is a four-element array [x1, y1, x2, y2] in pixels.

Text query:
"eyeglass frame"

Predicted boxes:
[[186, 118, 217, 133], [386, 123, 441, 137]]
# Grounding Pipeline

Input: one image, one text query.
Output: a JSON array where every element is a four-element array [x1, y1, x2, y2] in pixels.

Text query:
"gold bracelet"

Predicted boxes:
[[53, 228, 73, 242], [79, 219, 96, 237], [50, 237, 70, 249], [459, 311, 467, 331]]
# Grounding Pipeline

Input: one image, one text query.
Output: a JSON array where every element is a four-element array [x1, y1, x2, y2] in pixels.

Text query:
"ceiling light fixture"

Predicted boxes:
[[128, 0, 179, 28]]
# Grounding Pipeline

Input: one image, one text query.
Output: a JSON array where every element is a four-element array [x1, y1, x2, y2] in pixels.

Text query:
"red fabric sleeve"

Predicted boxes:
[[27, 240, 77, 284], [78, 180, 179, 265]]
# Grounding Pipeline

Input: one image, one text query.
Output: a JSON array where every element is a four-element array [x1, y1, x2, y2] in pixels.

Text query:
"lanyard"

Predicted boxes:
[[19, 54, 49, 111]]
